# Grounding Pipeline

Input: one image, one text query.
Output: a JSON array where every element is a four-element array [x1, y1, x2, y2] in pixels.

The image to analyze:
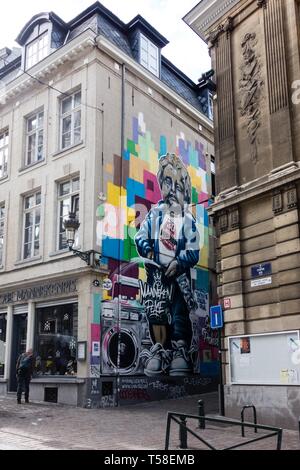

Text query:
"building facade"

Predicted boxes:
[[0, 2, 216, 407], [185, 0, 300, 428]]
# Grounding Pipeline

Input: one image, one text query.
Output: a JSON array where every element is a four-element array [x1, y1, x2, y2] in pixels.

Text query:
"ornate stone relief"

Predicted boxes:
[[207, 16, 234, 47], [239, 33, 264, 163], [286, 186, 298, 210], [218, 206, 240, 233], [272, 190, 283, 214]]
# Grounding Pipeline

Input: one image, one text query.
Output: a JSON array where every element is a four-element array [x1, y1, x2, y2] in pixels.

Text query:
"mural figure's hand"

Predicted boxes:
[[147, 251, 154, 261], [165, 260, 178, 278]]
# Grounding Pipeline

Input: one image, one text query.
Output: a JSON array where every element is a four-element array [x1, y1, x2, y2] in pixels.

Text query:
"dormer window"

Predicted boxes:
[[140, 33, 159, 77], [26, 32, 49, 69]]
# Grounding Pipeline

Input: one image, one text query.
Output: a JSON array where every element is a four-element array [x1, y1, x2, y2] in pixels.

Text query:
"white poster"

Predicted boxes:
[[92, 341, 100, 357]]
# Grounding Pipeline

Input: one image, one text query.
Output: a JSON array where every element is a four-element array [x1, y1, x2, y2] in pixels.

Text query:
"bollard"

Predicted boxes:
[[198, 400, 205, 429], [299, 418, 300, 443], [179, 416, 188, 449]]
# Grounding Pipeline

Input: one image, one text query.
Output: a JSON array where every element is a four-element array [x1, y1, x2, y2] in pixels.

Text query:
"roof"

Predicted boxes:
[[1, 1, 211, 117]]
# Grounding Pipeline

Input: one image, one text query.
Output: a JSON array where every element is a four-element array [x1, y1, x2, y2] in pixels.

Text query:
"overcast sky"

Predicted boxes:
[[0, 0, 210, 83]]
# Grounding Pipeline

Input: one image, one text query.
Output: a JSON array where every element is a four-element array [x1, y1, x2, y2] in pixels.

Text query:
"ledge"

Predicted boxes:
[[52, 141, 84, 159], [14, 256, 42, 267], [18, 160, 47, 174], [32, 377, 85, 385]]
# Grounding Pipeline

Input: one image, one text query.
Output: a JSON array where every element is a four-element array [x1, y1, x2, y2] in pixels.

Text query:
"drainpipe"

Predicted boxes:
[[116, 63, 126, 407]]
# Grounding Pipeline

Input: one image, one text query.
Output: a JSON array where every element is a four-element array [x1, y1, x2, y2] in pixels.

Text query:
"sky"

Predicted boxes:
[[0, 0, 211, 83]]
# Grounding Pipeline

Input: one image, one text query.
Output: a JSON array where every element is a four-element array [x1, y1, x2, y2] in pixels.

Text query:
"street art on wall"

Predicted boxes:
[[95, 113, 217, 379]]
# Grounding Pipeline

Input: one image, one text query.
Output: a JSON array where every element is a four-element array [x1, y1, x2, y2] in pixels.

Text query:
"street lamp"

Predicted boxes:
[[63, 212, 101, 268]]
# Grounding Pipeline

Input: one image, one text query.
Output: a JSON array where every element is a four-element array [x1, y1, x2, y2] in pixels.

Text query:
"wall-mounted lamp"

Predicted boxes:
[[63, 212, 101, 268]]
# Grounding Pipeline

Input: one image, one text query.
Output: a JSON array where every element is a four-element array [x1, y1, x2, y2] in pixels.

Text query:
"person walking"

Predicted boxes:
[[16, 349, 34, 404]]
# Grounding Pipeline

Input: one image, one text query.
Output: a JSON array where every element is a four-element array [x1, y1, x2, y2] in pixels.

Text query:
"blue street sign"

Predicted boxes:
[[210, 305, 224, 329], [251, 263, 272, 279]]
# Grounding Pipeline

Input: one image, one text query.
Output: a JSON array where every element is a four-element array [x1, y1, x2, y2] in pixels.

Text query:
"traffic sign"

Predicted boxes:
[[210, 305, 224, 329]]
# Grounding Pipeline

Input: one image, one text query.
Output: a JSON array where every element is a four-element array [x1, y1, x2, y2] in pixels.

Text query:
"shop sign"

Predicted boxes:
[[0, 279, 77, 305]]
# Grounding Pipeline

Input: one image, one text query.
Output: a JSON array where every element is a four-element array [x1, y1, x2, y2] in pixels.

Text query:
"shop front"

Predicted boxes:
[[0, 278, 87, 406]]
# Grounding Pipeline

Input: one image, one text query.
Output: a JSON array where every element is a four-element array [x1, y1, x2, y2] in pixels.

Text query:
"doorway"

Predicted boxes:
[[9, 313, 28, 392]]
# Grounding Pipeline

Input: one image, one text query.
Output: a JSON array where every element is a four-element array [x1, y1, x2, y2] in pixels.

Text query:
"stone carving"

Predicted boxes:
[[229, 206, 240, 229], [272, 190, 283, 214], [257, 0, 267, 8], [286, 186, 298, 210], [239, 33, 264, 163], [219, 211, 229, 233], [223, 17, 234, 37], [207, 25, 224, 47]]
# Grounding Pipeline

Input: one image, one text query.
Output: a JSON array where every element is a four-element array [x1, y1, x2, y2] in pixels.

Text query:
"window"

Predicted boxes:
[[0, 130, 9, 179], [23, 191, 41, 260], [60, 91, 82, 150], [58, 177, 79, 250], [0, 205, 5, 265], [26, 32, 49, 69], [211, 156, 216, 198], [140, 34, 159, 77], [208, 93, 214, 120], [26, 111, 44, 166], [35, 303, 78, 376], [0, 313, 7, 377]]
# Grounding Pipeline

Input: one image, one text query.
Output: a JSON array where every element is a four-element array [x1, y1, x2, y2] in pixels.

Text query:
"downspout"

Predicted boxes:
[[116, 62, 126, 407]]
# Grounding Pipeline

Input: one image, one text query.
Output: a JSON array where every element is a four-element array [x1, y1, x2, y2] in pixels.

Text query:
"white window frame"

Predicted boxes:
[[25, 110, 44, 166], [140, 33, 159, 77], [25, 32, 49, 69], [22, 191, 41, 260], [0, 204, 5, 266], [57, 177, 80, 251], [60, 90, 82, 151], [208, 93, 214, 120], [0, 130, 9, 179]]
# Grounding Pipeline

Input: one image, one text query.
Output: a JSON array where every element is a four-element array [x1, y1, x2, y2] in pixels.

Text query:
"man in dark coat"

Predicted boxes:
[[16, 348, 34, 404]]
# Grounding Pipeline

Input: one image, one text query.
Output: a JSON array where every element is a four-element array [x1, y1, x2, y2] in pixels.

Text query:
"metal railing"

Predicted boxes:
[[241, 405, 258, 437], [165, 412, 283, 451]]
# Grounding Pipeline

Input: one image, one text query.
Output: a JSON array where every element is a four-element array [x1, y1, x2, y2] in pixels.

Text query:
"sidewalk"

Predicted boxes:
[[0, 392, 299, 450]]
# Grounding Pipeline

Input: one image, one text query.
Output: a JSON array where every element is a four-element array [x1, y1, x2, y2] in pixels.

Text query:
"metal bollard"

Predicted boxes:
[[179, 416, 188, 449], [198, 400, 205, 429]]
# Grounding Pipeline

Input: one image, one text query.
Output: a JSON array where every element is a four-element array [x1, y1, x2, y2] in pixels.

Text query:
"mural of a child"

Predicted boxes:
[[135, 153, 200, 377]]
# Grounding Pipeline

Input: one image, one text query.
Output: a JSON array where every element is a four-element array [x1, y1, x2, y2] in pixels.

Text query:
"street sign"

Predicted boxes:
[[210, 305, 224, 329], [251, 263, 272, 279], [251, 277, 272, 288], [224, 298, 231, 309]]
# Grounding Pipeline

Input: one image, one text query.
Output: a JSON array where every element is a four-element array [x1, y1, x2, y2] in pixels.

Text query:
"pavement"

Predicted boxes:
[[0, 392, 299, 451]]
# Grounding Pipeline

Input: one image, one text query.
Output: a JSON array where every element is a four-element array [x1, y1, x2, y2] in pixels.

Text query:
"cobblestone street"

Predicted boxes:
[[0, 392, 299, 451]]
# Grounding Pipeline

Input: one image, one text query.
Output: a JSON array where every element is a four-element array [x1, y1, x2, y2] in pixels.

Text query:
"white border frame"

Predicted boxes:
[[228, 330, 300, 386]]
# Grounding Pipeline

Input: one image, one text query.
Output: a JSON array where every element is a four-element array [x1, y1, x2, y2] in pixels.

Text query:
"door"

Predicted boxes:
[[9, 314, 28, 392]]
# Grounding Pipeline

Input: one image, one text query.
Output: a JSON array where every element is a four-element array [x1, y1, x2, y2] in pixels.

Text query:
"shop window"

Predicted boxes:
[[0, 313, 7, 376], [35, 303, 78, 377]]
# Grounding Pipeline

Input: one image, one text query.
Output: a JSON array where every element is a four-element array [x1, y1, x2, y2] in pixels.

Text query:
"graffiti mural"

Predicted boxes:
[[96, 113, 218, 380]]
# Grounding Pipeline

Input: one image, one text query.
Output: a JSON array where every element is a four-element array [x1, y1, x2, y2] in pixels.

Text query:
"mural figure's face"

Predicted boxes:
[[161, 164, 185, 209]]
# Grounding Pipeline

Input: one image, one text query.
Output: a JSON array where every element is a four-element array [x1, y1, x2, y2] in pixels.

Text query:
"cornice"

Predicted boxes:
[[184, 0, 241, 41], [0, 29, 95, 106]]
